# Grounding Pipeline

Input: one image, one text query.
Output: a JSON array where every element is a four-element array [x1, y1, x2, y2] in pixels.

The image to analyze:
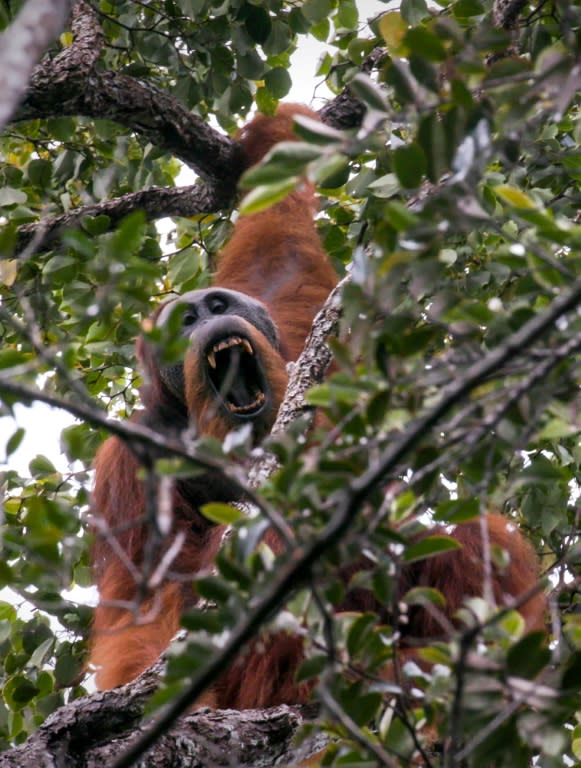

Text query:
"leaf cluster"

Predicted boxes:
[[0, 0, 580, 764]]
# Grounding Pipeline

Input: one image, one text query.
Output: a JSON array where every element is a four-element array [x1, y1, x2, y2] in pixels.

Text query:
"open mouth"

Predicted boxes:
[[206, 335, 266, 416]]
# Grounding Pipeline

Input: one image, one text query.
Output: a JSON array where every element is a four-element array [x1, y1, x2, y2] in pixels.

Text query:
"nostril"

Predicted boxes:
[[208, 295, 228, 314]]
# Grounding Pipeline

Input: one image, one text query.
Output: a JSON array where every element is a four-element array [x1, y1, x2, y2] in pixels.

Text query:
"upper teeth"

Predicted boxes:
[[206, 336, 253, 368]]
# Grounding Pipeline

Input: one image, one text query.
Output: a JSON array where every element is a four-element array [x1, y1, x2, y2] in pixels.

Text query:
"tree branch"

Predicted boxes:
[[14, 183, 226, 254], [0, 0, 71, 131], [10, 1, 242, 185], [248, 275, 348, 487], [0, 652, 320, 768], [8, 1, 381, 256], [493, 0, 529, 29], [111, 277, 581, 768]]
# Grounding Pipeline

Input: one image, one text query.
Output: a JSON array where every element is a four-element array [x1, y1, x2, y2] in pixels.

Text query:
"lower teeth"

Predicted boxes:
[[227, 392, 265, 413]]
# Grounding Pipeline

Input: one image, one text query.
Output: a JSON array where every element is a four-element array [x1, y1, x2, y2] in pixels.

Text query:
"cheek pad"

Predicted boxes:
[[159, 362, 186, 402]]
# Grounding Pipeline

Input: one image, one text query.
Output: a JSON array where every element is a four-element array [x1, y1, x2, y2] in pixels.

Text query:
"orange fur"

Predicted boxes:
[[89, 105, 545, 708], [89, 104, 336, 690], [215, 104, 337, 361]]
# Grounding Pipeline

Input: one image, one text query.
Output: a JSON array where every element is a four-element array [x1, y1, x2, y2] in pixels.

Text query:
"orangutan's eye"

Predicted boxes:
[[183, 307, 198, 326]]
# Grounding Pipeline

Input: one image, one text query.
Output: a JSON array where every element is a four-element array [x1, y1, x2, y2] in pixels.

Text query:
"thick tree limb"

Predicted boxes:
[[493, 0, 529, 29], [15, 183, 227, 253], [8, 1, 380, 256], [0, 0, 71, 131], [248, 275, 348, 487], [0, 652, 321, 768], [16, 70, 243, 187], [13, 1, 244, 186]]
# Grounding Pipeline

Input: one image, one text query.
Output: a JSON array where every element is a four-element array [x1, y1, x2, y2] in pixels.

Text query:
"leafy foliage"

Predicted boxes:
[[0, 0, 580, 765]]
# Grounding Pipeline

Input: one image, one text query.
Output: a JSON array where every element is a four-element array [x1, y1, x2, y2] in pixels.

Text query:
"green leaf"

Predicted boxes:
[[392, 143, 427, 188], [349, 74, 390, 114], [0, 602, 17, 621], [195, 576, 237, 604], [351, 691, 382, 725], [60, 423, 100, 463], [378, 12, 408, 55], [302, 0, 332, 23], [237, 50, 265, 80], [263, 19, 292, 56], [401, 0, 430, 24], [264, 67, 292, 99], [452, 0, 485, 18], [419, 113, 450, 181], [239, 177, 299, 215], [27, 159, 52, 188], [200, 502, 244, 525], [82, 214, 111, 236], [6, 427, 25, 457], [507, 631, 550, 679], [0, 349, 29, 369], [0, 187, 27, 206], [27, 637, 55, 669], [168, 246, 201, 286], [4, 677, 39, 709], [384, 201, 419, 230], [336, 0, 358, 29], [54, 651, 83, 686], [495, 185, 537, 209], [243, 5, 271, 43], [434, 498, 480, 523], [29, 455, 58, 477], [153, 457, 205, 479], [536, 418, 578, 440], [404, 535, 461, 562], [405, 27, 447, 61], [113, 209, 146, 253], [255, 86, 279, 116], [521, 456, 563, 482], [293, 115, 345, 145], [181, 609, 228, 633], [310, 17, 330, 41], [216, 552, 253, 590], [241, 142, 322, 187], [312, 154, 350, 188], [404, 586, 446, 608], [296, 653, 328, 682], [346, 613, 377, 657]]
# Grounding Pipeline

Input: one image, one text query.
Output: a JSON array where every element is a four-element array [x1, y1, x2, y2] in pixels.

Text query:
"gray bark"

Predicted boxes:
[[0, 0, 71, 131]]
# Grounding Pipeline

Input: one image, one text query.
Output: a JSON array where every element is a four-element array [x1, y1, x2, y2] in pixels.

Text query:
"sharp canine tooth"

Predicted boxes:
[[242, 339, 253, 355], [207, 350, 216, 368]]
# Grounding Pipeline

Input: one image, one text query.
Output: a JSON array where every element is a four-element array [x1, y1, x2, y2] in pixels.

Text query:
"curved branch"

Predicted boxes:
[[8, 2, 382, 255], [15, 183, 228, 253], [8, 4, 382, 255], [15, 66, 244, 185], [0, 0, 71, 131], [11, 4, 242, 185]]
